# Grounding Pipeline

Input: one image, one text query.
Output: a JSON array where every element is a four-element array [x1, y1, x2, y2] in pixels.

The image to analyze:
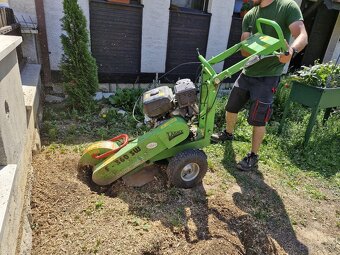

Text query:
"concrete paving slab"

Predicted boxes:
[[0, 164, 17, 235], [0, 35, 22, 62], [22, 86, 36, 111]]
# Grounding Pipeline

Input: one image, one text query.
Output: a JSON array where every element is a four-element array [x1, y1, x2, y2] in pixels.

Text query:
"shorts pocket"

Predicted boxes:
[[250, 100, 272, 123]]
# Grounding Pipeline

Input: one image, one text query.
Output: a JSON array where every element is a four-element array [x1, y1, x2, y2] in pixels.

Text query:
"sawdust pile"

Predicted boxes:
[[31, 150, 287, 255]]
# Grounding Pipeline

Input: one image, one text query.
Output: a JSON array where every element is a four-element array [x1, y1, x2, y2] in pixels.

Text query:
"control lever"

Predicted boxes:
[[244, 51, 290, 68], [196, 48, 201, 56]]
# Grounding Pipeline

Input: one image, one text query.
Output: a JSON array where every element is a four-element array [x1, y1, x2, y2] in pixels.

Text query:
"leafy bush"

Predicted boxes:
[[272, 79, 291, 121], [108, 88, 144, 112], [214, 96, 227, 130], [288, 61, 340, 88], [60, 0, 99, 111]]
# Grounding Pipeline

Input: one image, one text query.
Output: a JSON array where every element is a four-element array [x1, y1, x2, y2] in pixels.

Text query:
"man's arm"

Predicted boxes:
[[240, 32, 251, 57], [279, 20, 308, 63]]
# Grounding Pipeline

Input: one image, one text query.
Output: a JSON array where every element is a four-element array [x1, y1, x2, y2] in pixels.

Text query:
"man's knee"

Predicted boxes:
[[247, 100, 272, 126]]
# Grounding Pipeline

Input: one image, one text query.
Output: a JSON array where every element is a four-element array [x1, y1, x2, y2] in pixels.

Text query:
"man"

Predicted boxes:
[[211, 0, 308, 171]]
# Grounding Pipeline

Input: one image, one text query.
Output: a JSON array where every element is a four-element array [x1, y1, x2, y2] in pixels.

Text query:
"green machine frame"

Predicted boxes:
[[79, 18, 288, 186]]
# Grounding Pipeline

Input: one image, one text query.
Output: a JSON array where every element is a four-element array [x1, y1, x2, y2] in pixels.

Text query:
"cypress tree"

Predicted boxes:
[[60, 0, 98, 111]]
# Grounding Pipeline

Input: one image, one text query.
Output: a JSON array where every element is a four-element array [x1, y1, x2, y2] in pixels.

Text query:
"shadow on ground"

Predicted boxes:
[[77, 150, 308, 254], [222, 141, 309, 255]]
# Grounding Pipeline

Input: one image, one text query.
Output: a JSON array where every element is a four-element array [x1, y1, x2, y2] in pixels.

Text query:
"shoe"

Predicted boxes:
[[211, 130, 234, 142], [236, 152, 259, 171]]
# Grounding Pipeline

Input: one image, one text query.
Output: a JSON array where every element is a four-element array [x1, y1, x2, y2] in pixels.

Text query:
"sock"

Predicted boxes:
[[250, 152, 258, 157]]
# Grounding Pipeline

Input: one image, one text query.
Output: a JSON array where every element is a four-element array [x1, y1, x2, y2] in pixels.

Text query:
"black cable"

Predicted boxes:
[[194, 65, 202, 87], [199, 76, 227, 120], [158, 61, 201, 81]]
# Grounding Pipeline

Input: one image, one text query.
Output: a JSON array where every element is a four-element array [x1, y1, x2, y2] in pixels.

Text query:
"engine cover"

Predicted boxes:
[[143, 86, 174, 118], [174, 79, 197, 108]]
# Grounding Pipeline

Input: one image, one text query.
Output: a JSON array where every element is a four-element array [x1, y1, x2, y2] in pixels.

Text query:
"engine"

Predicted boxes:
[[142, 79, 198, 127]]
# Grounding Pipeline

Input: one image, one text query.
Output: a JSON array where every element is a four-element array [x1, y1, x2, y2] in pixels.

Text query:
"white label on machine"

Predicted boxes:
[[146, 142, 158, 149]]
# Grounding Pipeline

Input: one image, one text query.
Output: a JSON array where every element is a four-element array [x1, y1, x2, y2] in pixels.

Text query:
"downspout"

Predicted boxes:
[[34, 0, 51, 84]]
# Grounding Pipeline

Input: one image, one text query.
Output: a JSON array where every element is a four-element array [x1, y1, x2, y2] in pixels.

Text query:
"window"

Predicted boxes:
[[170, 0, 209, 12]]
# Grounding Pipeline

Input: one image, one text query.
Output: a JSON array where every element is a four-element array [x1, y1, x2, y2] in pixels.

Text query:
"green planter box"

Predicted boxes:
[[279, 82, 340, 145], [288, 82, 340, 108]]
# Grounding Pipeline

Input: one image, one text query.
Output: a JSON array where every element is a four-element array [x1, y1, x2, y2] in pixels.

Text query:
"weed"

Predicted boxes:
[[96, 127, 109, 140], [45, 143, 67, 154], [93, 239, 101, 254], [48, 128, 58, 140], [109, 88, 144, 112], [214, 96, 227, 130], [169, 216, 182, 228], [207, 159, 217, 172], [206, 189, 215, 197], [84, 207, 93, 216], [130, 217, 143, 227], [142, 223, 151, 232], [168, 187, 183, 198], [95, 194, 105, 210], [304, 185, 327, 200], [291, 218, 297, 226], [204, 173, 214, 185], [128, 217, 151, 231], [67, 124, 77, 136]]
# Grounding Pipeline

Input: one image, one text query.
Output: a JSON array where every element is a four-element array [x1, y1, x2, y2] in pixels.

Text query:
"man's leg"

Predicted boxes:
[[236, 75, 280, 171], [226, 111, 238, 134], [211, 74, 250, 142], [252, 126, 266, 154]]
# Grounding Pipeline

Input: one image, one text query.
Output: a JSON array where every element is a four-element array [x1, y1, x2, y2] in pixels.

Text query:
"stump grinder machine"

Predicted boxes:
[[78, 18, 288, 188]]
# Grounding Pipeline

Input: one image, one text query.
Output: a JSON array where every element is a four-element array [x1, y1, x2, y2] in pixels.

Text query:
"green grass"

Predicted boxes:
[[41, 100, 148, 145], [210, 94, 340, 197], [95, 194, 105, 210]]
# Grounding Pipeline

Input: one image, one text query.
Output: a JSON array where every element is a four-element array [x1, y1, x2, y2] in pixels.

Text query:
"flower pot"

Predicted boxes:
[[279, 82, 340, 144], [288, 82, 340, 108], [107, 0, 130, 4]]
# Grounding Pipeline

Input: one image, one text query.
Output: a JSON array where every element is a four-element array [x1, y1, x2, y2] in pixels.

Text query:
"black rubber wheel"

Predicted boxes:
[[166, 149, 208, 189]]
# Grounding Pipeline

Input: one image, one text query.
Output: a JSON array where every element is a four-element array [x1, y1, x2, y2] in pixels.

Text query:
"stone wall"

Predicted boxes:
[[0, 35, 41, 255]]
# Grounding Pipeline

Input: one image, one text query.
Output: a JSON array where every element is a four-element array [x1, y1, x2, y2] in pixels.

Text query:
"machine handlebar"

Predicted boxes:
[[198, 55, 216, 78], [256, 18, 288, 52]]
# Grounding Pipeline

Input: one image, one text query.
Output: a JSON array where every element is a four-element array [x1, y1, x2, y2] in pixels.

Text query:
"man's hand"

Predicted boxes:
[[279, 20, 308, 64], [278, 40, 293, 64]]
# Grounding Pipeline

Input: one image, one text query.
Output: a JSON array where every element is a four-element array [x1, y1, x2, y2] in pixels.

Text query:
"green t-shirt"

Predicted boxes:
[[242, 0, 303, 77]]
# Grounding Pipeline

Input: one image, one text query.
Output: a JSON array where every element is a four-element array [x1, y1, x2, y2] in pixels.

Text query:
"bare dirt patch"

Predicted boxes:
[[31, 147, 338, 255]]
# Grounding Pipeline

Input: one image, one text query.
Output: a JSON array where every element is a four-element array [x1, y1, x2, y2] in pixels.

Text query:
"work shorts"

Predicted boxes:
[[225, 73, 280, 126]]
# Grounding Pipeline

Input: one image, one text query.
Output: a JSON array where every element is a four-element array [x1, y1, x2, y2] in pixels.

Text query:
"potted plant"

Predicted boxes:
[[279, 61, 340, 144], [285, 61, 340, 108], [240, 0, 252, 18]]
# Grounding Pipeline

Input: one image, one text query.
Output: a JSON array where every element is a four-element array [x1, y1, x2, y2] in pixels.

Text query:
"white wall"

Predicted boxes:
[[8, 0, 37, 23], [324, 13, 340, 63], [0, 35, 41, 255], [0, 36, 26, 165], [140, 0, 170, 73], [205, 0, 234, 73], [8, 0, 39, 63], [43, 0, 90, 71]]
